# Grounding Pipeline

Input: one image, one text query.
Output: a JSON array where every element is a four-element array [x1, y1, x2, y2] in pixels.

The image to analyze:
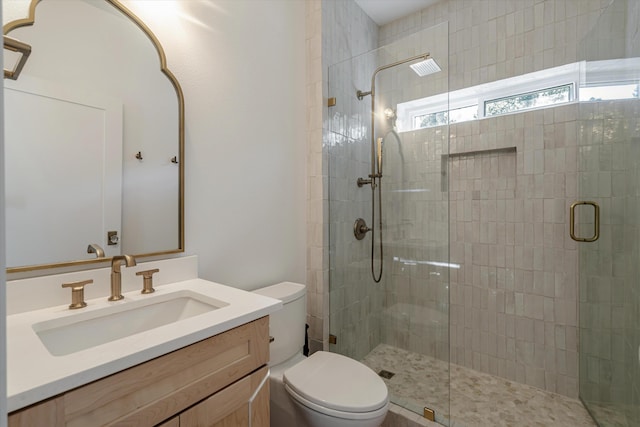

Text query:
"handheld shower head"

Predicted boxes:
[[384, 107, 397, 129], [383, 108, 396, 120], [377, 137, 383, 176]]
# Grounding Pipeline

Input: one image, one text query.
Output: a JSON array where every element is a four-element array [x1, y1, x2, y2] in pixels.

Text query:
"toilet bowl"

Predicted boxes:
[[253, 282, 389, 427]]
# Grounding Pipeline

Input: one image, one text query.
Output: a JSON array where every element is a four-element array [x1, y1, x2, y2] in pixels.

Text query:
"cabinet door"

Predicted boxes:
[[180, 366, 269, 427], [8, 396, 64, 427], [67, 317, 269, 426], [8, 317, 269, 427]]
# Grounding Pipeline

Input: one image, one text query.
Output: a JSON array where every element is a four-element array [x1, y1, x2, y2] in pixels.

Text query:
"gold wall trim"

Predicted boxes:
[[4, 0, 185, 273], [2, 0, 40, 35]]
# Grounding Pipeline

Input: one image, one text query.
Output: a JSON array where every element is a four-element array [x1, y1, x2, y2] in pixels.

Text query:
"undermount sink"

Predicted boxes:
[[32, 290, 229, 356]]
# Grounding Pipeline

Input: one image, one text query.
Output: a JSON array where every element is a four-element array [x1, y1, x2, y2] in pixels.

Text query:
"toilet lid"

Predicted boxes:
[[283, 351, 388, 413]]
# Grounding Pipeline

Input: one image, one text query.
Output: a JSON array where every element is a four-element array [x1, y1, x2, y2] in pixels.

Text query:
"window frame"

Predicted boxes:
[[397, 62, 581, 131], [397, 59, 640, 132], [483, 83, 574, 118]]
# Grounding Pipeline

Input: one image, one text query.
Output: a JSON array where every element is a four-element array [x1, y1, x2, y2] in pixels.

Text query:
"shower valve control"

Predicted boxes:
[[354, 218, 371, 240]]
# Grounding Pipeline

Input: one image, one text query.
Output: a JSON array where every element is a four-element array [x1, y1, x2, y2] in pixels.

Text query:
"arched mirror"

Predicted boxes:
[[3, 0, 185, 273]]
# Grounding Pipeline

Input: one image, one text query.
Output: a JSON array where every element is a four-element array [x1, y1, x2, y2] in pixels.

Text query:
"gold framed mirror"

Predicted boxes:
[[4, 0, 185, 273]]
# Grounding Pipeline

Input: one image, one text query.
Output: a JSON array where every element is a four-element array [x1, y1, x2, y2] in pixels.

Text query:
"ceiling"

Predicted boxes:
[[353, 0, 441, 26]]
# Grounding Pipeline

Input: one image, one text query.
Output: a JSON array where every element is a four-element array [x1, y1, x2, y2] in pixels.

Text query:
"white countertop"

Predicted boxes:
[[7, 278, 281, 412]]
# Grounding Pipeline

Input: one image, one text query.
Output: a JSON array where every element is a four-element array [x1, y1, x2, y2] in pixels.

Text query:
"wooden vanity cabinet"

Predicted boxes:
[[9, 316, 270, 427], [162, 365, 269, 427]]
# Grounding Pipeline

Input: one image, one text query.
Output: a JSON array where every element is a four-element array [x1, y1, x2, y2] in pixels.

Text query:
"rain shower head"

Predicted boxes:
[[410, 58, 441, 77], [356, 53, 434, 100]]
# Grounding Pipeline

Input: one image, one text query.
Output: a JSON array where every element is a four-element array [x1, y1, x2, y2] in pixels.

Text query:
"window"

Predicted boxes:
[[579, 83, 640, 101], [396, 58, 640, 132], [484, 84, 572, 117], [413, 105, 478, 129]]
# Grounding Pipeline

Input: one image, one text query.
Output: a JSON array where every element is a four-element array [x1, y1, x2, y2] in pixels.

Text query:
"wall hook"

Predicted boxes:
[[135, 151, 143, 160], [171, 156, 178, 164]]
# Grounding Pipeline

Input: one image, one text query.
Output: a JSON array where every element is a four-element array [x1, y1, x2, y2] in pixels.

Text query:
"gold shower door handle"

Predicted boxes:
[[569, 201, 600, 242]]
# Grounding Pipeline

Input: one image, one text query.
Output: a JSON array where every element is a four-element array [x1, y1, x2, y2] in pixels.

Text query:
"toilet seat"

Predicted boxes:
[[283, 351, 388, 416], [284, 384, 389, 421]]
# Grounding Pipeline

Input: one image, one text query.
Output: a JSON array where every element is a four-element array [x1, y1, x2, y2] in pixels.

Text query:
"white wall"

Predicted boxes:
[[116, 1, 308, 290]]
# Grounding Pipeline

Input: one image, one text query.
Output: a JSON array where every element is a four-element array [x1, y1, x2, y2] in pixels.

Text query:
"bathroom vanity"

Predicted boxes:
[[6, 256, 281, 426], [9, 318, 269, 426]]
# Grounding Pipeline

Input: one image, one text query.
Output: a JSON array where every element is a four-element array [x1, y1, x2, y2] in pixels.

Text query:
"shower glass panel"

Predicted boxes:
[[328, 23, 450, 423], [577, 0, 640, 425]]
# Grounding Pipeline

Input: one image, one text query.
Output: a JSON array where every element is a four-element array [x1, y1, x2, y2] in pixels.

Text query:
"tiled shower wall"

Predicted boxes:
[[326, 50, 382, 359], [627, 0, 640, 58], [374, 0, 623, 400], [380, 124, 450, 361], [327, 21, 451, 361], [312, 0, 616, 358], [577, 99, 640, 424], [621, 2, 640, 416], [576, 3, 640, 424], [320, 0, 379, 358], [374, 24, 451, 362], [310, 0, 636, 403], [305, 0, 325, 354], [448, 105, 580, 397], [379, 0, 620, 92]]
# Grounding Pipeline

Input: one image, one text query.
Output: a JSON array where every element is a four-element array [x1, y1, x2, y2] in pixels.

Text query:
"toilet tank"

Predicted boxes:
[[252, 282, 306, 366]]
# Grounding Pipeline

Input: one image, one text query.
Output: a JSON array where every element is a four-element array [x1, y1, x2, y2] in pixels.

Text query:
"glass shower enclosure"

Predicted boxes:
[[325, 1, 640, 426], [577, 1, 640, 425], [327, 23, 451, 423]]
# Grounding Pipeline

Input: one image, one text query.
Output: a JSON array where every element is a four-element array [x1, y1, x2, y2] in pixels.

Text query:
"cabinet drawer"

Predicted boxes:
[[9, 316, 269, 427]]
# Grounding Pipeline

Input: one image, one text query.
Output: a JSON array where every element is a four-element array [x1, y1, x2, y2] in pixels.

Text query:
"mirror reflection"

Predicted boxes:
[[4, 0, 184, 272]]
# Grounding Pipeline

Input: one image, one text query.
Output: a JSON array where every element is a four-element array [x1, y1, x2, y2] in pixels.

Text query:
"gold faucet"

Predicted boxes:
[[109, 255, 137, 301], [87, 243, 105, 258]]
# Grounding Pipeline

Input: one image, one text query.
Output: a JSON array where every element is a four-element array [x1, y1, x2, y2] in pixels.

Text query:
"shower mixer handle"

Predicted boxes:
[[354, 218, 371, 240]]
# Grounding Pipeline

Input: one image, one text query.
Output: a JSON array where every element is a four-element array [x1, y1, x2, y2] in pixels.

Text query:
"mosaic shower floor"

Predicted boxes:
[[362, 344, 597, 427]]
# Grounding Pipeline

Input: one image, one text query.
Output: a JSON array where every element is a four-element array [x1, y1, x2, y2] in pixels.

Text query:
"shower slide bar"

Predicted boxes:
[[354, 52, 434, 283]]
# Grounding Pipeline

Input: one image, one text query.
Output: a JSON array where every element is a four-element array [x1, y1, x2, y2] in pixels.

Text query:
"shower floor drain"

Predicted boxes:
[[378, 370, 395, 379]]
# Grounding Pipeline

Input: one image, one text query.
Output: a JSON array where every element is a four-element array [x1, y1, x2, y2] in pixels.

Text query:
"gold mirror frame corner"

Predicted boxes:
[[4, 0, 185, 274]]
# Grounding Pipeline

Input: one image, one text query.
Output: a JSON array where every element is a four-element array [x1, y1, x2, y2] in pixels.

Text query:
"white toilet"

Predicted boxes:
[[253, 282, 389, 427]]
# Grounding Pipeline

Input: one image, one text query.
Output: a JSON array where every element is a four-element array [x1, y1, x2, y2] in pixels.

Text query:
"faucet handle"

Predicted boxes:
[[62, 279, 93, 309], [136, 269, 159, 294]]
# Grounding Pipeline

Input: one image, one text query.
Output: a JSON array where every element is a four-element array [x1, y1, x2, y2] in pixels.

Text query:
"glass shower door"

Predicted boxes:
[[576, 1, 640, 425], [327, 22, 451, 424], [576, 89, 640, 427]]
